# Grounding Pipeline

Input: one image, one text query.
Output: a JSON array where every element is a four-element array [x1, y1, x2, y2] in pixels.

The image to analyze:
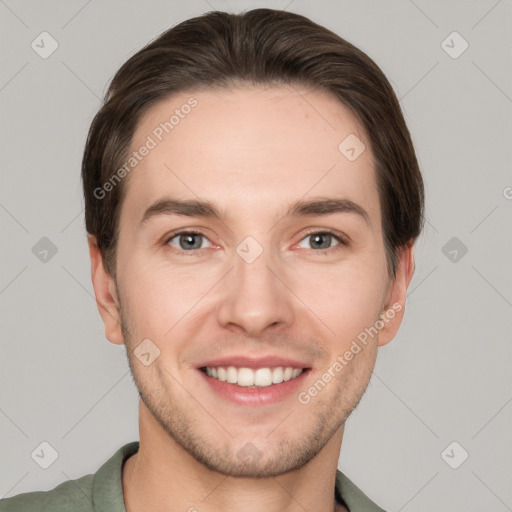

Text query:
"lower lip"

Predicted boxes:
[[197, 368, 311, 406]]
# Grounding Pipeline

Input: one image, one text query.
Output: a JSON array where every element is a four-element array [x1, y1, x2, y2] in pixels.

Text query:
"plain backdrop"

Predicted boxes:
[[1, 1, 511, 511]]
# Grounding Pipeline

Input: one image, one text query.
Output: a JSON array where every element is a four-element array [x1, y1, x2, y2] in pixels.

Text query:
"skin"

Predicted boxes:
[[89, 85, 415, 512]]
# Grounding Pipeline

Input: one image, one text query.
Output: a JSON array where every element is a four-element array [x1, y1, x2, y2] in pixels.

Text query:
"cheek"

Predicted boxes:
[[120, 255, 218, 341], [290, 263, 386, 346]]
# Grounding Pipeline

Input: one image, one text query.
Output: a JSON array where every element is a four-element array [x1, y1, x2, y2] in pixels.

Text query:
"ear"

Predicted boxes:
[[377, 241, 415, 347], [88, 234, 124, 345]]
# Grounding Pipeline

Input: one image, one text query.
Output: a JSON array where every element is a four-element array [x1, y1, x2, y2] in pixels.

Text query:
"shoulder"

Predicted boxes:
[[0, 473, 94, 512], [0, 441, 139, 512], [335, 469, 388, 512]]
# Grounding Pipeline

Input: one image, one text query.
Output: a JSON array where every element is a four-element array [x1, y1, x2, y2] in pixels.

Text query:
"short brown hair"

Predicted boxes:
[[82, 8, 424, 278]]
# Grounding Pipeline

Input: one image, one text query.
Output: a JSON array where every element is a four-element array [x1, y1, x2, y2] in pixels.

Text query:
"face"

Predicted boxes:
[[90, 85, 413, 477]]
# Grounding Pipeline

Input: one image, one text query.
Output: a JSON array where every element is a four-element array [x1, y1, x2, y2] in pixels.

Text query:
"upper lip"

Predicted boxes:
[[197, 355, 311, 370]]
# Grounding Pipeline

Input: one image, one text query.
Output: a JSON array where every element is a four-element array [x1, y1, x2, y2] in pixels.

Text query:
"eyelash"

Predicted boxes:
[[163, 228, 348, 257]]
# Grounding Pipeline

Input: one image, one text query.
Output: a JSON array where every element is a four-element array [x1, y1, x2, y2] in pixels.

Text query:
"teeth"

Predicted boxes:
[[204, 366, 304, 387], [238, 368, 255, 387], [272, 367, 284, 384], [254, 368, 272, 387]]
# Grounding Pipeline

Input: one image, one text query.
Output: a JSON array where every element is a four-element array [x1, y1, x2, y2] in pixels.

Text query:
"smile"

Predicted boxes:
[[201, 366, 304, 387]]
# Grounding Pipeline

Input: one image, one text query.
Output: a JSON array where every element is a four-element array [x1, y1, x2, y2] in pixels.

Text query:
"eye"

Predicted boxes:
[[163, 229, 347, 256], [165, 231, 213, 253], [296, 231, 346, 252]]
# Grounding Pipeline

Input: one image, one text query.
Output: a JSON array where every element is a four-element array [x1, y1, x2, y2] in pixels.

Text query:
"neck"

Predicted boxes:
[[122, 400, 347, 512]]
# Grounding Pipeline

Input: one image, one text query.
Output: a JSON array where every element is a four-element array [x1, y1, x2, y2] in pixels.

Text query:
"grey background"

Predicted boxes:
[[1, 0, 511, 510]]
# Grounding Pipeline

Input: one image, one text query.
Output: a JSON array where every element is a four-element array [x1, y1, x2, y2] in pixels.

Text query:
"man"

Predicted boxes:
[[0, 8, 423, 512]]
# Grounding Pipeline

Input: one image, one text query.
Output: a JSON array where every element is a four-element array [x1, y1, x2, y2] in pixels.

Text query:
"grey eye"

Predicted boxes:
[[168, 232, 211, 250], [297, 233, 338, 250]]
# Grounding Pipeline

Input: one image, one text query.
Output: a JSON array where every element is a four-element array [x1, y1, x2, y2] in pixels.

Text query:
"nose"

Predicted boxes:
[[216, 242, 294, 337]]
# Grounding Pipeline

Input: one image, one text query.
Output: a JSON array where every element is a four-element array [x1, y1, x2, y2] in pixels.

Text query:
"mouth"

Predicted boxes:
[[196, 361, 312, 406], [199, 365, 307, 388]]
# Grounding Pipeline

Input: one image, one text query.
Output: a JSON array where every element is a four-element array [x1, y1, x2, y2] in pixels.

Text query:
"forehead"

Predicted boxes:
[[119, 85, 379, 226]]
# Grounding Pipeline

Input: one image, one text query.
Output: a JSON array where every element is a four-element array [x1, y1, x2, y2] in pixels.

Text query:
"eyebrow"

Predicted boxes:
[[139, 196, 371, 227]]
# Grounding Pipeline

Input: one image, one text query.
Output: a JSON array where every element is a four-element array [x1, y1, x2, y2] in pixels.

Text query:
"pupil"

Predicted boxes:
[[312, 234, 330, 249], [181, 234, 201, 250]]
